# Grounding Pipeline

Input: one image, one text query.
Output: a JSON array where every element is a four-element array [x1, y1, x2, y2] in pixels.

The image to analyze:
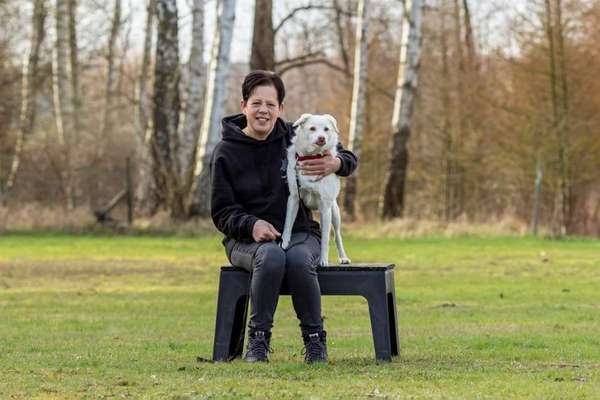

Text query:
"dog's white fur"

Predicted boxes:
[[280, 113, 351, 266]]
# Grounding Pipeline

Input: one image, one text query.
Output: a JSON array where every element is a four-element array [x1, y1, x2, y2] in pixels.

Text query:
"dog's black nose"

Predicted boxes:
[[316, 136, 326, 145]]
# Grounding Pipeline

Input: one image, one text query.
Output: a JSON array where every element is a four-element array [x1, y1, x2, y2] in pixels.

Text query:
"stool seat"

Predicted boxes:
[[212, 263, 399, 362]]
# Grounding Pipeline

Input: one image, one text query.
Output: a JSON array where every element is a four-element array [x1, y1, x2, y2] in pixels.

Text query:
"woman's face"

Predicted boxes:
[[241, 85, 282, 139]]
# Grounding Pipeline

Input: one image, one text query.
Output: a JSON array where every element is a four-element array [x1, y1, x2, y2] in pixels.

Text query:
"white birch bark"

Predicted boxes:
[[136, 0, 156, 212], [178, 0, 205, 181], [381, 0, 424, 218], [2, 0, 47, 202], [189, 0, 236, 215], [53, 0, 72, 147], [343, 0, 368, 219]]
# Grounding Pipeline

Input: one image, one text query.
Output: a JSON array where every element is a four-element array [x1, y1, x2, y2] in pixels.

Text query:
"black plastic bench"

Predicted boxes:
[[212, 263, 399, 361]]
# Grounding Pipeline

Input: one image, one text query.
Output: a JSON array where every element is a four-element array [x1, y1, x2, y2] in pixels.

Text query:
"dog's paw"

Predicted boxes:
[[319, 258, 329, 267], [280, 239, 290, 250], [339, 257, 351, 265]]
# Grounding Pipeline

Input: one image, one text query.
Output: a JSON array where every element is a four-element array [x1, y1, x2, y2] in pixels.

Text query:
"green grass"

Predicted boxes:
[[1, 232, 599, 399]]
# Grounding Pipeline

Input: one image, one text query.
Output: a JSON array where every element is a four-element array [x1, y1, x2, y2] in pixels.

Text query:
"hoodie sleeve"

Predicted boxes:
[[210, 149, 258, 241], [335, 142, 358, 177]]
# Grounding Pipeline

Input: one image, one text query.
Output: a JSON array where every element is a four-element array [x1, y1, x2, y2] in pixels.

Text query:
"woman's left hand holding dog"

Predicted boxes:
[[299, 150, 341, 181]]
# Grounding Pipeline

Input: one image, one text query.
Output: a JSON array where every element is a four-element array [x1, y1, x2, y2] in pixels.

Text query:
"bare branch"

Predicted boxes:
[[273, 3, 354, 35]]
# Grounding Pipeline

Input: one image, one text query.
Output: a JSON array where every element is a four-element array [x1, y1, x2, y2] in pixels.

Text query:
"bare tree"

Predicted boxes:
[[136, 0, 156, 213], [189, 0, 236, 216], [544, 0, 570, 236], [332, 0, 351, 75], [68, 0, 81, 137], [178, 0, 205, 184], [250, 0, 274, 70], [152, 0, 182, 217], [380, 0, 424, 218], [52, 0, 76, 208], [343, 0, 369, 220], [101, 0, 122, 148], [1, 0, 47, 204]]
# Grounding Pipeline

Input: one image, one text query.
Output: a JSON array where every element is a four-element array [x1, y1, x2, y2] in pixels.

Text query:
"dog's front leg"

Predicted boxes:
[[281, 153, 299, 250], [319, 201, 333, 266], [281, 194, 299, 249], [332, 201, 351, 264]]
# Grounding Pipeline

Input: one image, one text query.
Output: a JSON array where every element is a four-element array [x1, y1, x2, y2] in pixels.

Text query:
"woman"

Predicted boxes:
[[210, 70, 357, 363]]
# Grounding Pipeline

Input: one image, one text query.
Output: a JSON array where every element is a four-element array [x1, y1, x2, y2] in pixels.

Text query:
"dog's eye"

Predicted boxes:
[[324, 127, 329, 132], [309, 126, 316, 131]]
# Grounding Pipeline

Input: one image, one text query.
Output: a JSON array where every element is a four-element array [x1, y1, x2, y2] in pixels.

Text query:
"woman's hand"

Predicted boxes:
[[252, 219, 281, 242], [299, 150, 341, 181]]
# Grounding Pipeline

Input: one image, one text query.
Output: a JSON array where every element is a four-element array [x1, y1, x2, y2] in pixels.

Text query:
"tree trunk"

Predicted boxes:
[[101, 0, 121, 149], [152, 0, 183, 218], [2, 0, 47, 202], [68, 0, 81, 139], [544, 0, 568, 237], [136, 0, 157, 214], [553, 0, 570, 234], [343, 0, 369, 221], [53, 0, 75, 209], [332, 0, 351, 75], [189, 0, 236, 216], [451, 0, 466, 219], [380, 0, 423, 219], [461, 0, 476, 67], [250, 0, 274, 71], [440, 5, 454, 220], [531, 142, 544, 236], [178, 0, 205, 188]]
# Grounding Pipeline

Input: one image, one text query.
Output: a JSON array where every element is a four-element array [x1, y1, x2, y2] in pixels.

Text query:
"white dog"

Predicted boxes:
[[280, 113, 351, 266]]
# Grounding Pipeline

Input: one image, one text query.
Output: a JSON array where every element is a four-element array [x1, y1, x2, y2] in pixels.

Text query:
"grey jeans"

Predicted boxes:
[[225, 232, 322, 335]]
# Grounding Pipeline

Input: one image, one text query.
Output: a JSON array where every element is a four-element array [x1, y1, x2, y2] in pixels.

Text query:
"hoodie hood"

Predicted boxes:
[[222, 113, 289, 145]]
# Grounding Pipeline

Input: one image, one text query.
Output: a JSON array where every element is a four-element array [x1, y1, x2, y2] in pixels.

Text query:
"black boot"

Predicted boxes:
[[302, 330, 328, 364], [244, 330, 272, 363]]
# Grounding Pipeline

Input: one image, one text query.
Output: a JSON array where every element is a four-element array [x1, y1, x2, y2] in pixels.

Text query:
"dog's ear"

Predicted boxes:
[[293, 113, 312, 130], [324, 114, 339, 134]]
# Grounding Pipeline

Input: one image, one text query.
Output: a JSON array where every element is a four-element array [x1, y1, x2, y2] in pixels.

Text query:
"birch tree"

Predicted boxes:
[[189, 0, 236, 216], [380, 0, 424, 218], [343, 0, 368, 220], [152, 0, 182, 217], [1, 0, 47, 203], [178, 0, 205, 184], [250, 0, 274, 71], [136, 0, 156, 213]]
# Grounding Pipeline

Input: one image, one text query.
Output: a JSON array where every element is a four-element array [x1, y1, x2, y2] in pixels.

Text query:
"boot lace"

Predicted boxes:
[[245, 331, 272, 361], [302, 333, 326, 363]]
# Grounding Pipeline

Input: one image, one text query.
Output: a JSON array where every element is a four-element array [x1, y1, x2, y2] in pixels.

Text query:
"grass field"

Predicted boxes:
[[1, 232, 599, 399]]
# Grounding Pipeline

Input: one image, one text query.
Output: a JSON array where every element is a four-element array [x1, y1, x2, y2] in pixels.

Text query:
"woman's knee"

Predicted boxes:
[[253, 242, 286, 274], [286, 246, 318, 276]]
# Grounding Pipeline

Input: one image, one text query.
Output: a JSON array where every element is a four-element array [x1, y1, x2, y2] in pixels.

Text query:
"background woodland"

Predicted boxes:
[[0, 0, 598, 236]]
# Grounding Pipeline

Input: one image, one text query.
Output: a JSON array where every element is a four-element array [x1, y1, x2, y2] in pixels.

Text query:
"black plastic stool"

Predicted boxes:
[[212, 263, 399, 362]]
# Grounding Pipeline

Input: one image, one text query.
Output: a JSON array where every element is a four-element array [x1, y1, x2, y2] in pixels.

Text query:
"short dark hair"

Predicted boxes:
[[242, 70, 285, 105]]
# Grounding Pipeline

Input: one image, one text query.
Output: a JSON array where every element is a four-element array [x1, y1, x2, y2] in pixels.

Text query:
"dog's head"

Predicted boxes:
[[292, 113, 339, 154]]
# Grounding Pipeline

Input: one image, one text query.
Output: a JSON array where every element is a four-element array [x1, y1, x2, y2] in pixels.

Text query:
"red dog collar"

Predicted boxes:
[[296, 154, 325, 162]]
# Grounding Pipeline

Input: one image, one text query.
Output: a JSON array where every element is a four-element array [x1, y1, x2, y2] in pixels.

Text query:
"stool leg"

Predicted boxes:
[[230, 294, 249, 359], [364, 289, 392, 362], [212, 272, 250, 361], [386, 271, 400, 357]]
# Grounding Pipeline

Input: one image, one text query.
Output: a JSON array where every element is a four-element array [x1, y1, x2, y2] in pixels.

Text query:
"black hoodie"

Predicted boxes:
[[210, 113, 358, 242]]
